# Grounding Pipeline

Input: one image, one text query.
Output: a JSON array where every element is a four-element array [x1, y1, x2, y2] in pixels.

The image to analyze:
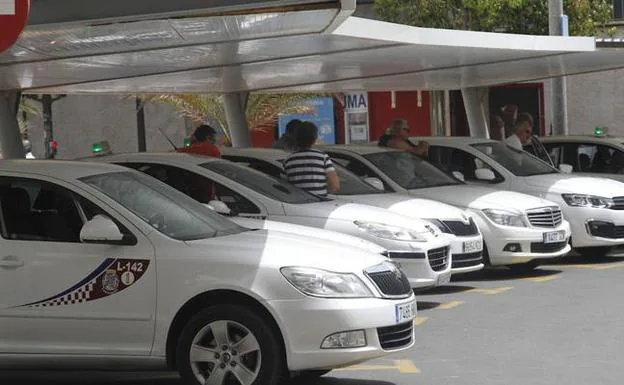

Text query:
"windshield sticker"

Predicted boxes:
[[16, 258, 150, 308]]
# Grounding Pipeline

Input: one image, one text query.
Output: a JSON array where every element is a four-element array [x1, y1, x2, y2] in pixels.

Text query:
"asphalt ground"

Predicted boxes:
[[3, 253, 623, 385]]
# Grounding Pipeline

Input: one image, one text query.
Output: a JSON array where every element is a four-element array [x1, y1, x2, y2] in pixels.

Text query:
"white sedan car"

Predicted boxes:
[[90, 153, 453, 289], [418, 136, 624, 257], [0, 160, 417, 384], [318, 145, 572, 271], [219, 148, 484, 275]]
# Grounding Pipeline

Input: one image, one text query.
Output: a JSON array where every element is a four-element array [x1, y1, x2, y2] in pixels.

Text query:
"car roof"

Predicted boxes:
[[410, 136, 496, 146], [0, 159, 129, 180], [540, 135, 623, 143], [315, 144, 401, 155], [89, 151, 222, 167]]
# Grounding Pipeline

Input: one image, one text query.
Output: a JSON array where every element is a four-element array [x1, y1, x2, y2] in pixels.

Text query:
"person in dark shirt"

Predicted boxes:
[[282, 121, 339, 197], [177, 124, 221, 158], [272, 119, 302, 150], [378, 118, 429, 157]]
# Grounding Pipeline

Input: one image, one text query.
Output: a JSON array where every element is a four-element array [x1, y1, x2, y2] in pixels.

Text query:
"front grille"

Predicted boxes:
[[442, 218, 479, 236], [385, 251, 426, 260], [526, 207, 563, 228], [612, 196, 624, 210], [377, 321, 413, 350], [365, 265, 412, 297], [451, 252, 483, 269], [530, 241, 568, 253], [428, 247, 449, 272]]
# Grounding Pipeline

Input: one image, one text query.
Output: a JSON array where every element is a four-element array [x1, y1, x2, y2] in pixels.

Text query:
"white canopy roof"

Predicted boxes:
[[1, 0, 623, 94]]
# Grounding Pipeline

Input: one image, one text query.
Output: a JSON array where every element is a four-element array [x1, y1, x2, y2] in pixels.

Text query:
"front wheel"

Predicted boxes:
[[176, 305, 284, 385]]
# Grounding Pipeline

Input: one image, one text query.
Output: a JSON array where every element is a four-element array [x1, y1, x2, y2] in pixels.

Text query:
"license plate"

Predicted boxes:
[[463, 239, 483, 253], [437, 272, 451, 286], [395, 300, 417, 324], [543, 230, 566, 244]]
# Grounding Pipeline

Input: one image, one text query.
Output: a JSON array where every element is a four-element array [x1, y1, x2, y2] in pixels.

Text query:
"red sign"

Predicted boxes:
[[0, 0, 30, 54]]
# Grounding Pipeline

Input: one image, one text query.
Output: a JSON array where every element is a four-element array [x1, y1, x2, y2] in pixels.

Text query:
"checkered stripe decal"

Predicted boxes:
[[17, 258, 150, 308]]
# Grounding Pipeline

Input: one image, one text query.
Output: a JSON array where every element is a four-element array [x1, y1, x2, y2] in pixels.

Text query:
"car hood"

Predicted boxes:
[[338, 193, 468, 221], [185, 228, 388, 272], [284, 199, 435, 235], [523, 174, 624, 197], [409, 185, 558, 211], [230, 217, 387, 255]]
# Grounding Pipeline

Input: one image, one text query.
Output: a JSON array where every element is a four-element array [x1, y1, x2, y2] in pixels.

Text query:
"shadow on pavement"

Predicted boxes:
[[416, 285, 475, 295], [453, 267, 562, 282], [417, 301, 441, 311], [545, 254, 624, 266], [316, 378, 395, 385]]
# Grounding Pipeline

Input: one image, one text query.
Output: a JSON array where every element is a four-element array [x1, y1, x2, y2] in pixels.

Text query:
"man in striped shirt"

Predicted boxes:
[[282, 121, 340, 197]]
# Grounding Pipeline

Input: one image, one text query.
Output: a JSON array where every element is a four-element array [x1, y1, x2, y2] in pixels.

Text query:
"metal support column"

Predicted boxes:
[[136, 97, 147, 152], [0, 92, 25, 159], [223, 92, 251, 148], [461, 87, 490, 138], [549, 0, 568, 135]]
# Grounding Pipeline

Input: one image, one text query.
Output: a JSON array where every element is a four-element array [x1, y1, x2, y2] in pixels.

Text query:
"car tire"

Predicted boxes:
[[507, 261, 539, 273], [176, 304, 284, 385], [577, 246, 611, 258]]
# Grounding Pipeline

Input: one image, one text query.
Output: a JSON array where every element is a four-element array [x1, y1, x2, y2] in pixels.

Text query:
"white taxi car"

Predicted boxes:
[[219, 148, 484, 275], [90, 153, 453, 289], [0, 160, 417, 384], [418, 136, 624, 258], [318, 145, 572, 271]]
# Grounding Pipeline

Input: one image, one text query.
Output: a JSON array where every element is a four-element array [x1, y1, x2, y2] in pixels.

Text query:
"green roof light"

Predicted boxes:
[[92, 142, 103, 153], [183, 138, 192, 148], [594, 126, 608, 137]]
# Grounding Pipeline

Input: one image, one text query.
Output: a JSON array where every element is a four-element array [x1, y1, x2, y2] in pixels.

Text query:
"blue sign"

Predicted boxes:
[[278, 97, 336, 145]]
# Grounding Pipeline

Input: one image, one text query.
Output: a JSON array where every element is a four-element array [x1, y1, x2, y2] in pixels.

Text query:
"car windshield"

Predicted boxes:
[[80, 171, 246, 241], [471, 142, 559, 176], [333, 163, 385, 195], [201, 161, 324, 204], [363, 151, 462, 190]]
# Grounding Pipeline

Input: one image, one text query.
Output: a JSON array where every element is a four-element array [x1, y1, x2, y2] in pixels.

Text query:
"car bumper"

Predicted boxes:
[[564, 206, 624, 247], [476, 217, 572, 266], [268, 295, 417, 371], [383, 238, 452, 289], [448, 234, 484, 274]]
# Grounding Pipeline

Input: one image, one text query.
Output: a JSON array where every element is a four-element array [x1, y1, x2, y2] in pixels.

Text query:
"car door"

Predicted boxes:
[[121, 162, 270, 220], [0, 175, 156, 356]]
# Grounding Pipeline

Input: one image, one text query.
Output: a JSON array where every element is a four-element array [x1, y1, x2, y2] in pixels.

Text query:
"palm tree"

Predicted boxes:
[[141, 93, 331, 143]]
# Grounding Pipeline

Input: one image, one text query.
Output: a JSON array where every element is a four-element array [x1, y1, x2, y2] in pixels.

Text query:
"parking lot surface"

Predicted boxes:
[[3, 254, 623, 385]]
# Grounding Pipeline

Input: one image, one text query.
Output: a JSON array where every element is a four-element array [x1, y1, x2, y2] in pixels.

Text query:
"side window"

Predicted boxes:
[[224, 156, 283, 179], [427, 146, 454, 171], [430, 147, 502, 183], [76, 196, 136, 242], [214, 183, 261, 215], [575, 144, 616, 173], [543, 143, 562, 168], [0, 178, 84, 243], [327, 153, 392, 192]]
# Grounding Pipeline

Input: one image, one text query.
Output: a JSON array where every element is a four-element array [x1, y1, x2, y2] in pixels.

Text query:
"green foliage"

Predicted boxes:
[[142, 93, 325, 142], [374, 0, 615, 36]]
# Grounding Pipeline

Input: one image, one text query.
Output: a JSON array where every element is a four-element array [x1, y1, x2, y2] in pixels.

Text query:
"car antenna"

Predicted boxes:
[[158, 128, 178, 150]]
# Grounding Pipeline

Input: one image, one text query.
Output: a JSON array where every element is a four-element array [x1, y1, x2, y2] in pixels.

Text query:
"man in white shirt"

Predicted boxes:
[[505, 120, 532, 151]]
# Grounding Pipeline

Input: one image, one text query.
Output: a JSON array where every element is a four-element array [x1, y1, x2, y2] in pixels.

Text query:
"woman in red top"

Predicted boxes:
[[177, 124, 221, 158]]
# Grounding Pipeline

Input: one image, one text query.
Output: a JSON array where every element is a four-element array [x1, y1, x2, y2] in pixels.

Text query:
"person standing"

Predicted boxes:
[[378, 118, 429, 157], [272, 119, 302, 150], [505, 120, 533, 150], [177, 124, 221, 158], [282, 121, 339, 197]]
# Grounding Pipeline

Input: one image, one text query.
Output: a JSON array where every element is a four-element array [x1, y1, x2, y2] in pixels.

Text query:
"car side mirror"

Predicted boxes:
[[475, 168, 496, 181], [205, 200, 238, 217], [363, 177, 384, 191], [452, 171, 465, 182], [80, 215, 134, 245], [559, 163, 573, 174]]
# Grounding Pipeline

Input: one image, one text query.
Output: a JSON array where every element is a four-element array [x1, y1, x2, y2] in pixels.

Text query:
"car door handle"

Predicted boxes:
[[0, 257, 24, 268]]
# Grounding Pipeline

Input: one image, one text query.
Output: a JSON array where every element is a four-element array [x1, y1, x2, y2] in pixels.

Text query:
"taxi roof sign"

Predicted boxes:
[[594, 126, 609, 137], [91, 141, 112, 155]]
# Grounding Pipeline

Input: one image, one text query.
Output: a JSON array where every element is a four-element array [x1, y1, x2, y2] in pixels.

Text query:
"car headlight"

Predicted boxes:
[[482, 209, 527, 227], [280, 267, 374, 298], [354, 220, 430, 242], [562, 194, 613, 208]]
